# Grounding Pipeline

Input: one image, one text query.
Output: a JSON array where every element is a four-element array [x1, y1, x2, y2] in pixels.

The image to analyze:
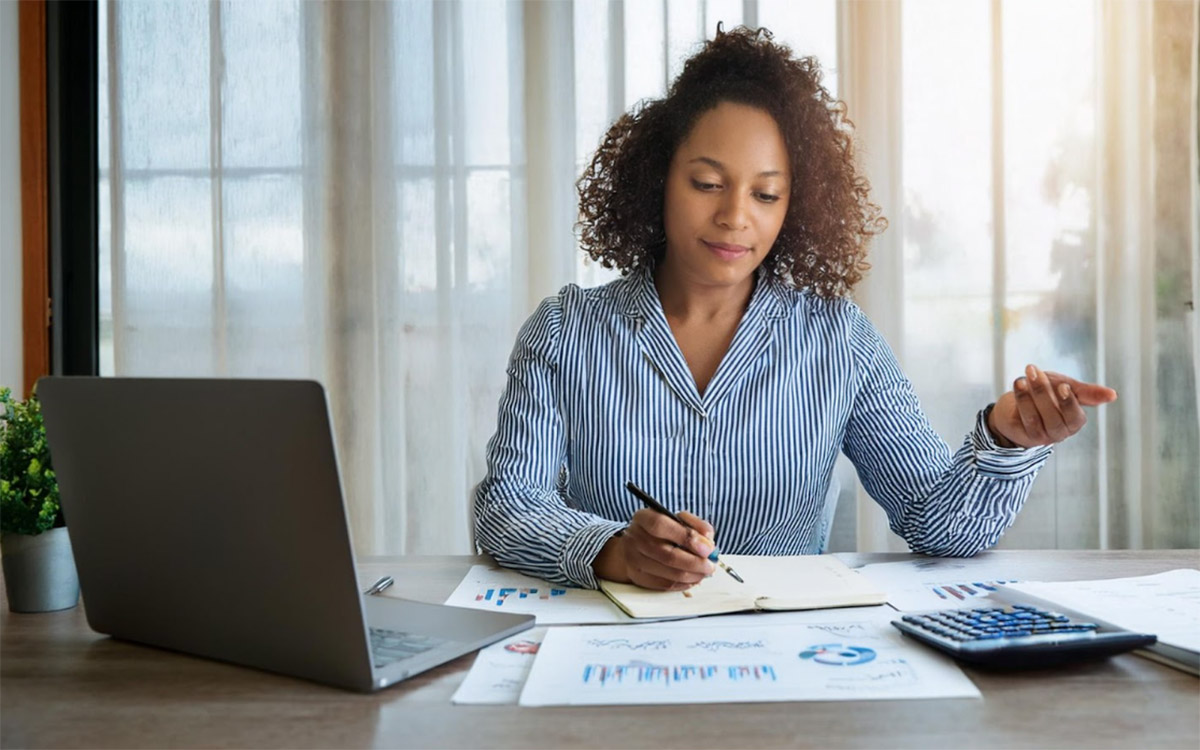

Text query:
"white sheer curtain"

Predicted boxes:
[[98, 0, 1198, 557], [888, 0, 1199, 551], [99, 0, 527, 554]]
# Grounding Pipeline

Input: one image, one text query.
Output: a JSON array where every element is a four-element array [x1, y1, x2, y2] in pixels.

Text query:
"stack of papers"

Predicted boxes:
[[452, 608, 981, 706], [993, 569, 1200, 675], [446, 559, 974, 706], [446, 559, 1200, 706]]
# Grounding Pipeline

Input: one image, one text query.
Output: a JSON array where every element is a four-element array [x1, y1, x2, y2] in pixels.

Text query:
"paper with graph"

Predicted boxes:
[[855, 557, 1027, 612], [444, 565, 633, 624], [452, 626, 548, 705], [994, 568, 1200, 674], [456, 607, 898, 705], [518, 616, 979, 706]]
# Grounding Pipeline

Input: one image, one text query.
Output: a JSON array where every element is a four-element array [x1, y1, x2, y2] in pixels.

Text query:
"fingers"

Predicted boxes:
[[629, 508, 715, 555], [1012, 376, 1043, 444], [1052, 379, 1088, 435], [1024, 365, 1071, 442], [625, 546, 711, 591], [1043, 371, 1118, 406], [624, 508, 717, 590], [676, 511, 715, 544], [1013, 364, 1088, 445]]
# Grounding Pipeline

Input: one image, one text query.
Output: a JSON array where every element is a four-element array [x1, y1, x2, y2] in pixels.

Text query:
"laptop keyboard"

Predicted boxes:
[[369, 627, 447, 669]]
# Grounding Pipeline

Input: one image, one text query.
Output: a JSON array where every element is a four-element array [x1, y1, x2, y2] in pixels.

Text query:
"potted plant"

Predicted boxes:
[[0, 386, 79, 612]]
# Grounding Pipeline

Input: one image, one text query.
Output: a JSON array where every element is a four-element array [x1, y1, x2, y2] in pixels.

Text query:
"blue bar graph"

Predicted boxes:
[[582, 663, 777, 686], [475, 587, 568, 605], [930, 580, 1016, 601]]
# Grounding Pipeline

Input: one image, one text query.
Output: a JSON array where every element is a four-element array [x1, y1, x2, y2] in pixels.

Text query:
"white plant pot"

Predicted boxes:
[[1, 527, 80, 612]]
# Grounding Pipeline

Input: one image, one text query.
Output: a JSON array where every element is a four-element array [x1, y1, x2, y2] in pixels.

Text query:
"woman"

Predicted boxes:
[[474, 27, 1116, 592]]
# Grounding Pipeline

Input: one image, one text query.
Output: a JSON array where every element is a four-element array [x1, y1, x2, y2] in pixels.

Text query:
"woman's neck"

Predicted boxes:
[[652, 265, 756, 323]]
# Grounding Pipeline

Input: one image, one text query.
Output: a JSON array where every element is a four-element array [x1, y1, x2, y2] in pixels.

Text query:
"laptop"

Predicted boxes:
[[36, 376, 534, 692]]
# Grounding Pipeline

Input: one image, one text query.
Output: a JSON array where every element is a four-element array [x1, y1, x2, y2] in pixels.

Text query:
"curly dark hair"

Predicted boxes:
[[576, 26, 887, 297]]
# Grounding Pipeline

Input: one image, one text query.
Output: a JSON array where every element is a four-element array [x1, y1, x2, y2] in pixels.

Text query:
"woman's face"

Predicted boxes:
[[660, 101, 791, 292]]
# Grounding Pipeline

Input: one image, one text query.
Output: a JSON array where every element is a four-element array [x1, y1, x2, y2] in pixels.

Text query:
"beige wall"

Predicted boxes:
[[1, 0, 23, 394]]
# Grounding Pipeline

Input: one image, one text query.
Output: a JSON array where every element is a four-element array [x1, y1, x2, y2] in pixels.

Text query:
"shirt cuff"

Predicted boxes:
[[971, 405, 1053, 479], [560, 520, 628, 589]]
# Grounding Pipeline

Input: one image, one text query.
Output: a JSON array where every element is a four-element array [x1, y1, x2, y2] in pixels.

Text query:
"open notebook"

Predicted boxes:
[[599, 554, 887, 619]]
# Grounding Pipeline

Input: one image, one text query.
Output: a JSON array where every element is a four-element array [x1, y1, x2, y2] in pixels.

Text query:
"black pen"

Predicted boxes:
[[625, 481, 744, 583]]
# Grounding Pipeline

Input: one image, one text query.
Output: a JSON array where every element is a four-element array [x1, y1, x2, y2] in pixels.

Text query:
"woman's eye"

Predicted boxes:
[[691, 179, 720, 192], [756, 193, 781, 203]]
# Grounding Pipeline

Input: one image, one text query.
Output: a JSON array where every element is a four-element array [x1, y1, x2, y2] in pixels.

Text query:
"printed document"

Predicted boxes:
[[995, 568, 1200, 674], [444, 565, 632, 625], [856, 557, 1027, 612], [452, 627, 548, 705], [518, 611, 979, 706]]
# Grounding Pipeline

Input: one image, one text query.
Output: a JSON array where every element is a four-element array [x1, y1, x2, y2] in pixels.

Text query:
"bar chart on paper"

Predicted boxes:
[[581, 663, 778, 686], [475, 587, 568, 605], [518, 620, 980, 706], [857, 559, 1028, 612], [928, 580, 1016, 603], [444, 565, 633, 624]]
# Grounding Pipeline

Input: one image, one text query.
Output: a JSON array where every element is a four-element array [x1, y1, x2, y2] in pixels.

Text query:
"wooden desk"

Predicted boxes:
[[3, 550, 1197, 749]]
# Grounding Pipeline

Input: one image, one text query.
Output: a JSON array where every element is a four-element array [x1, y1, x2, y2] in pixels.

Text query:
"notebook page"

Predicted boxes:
[[739, 555, 887, 610], [600, 555, 885, 618], [599, 566, 753, 618]]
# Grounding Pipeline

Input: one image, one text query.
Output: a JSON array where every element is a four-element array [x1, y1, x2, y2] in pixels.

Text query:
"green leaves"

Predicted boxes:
[[0, 386, 63, 536]]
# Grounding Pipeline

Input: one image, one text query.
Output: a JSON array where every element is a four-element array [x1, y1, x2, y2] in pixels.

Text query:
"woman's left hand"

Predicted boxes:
[[987, 364, 1118, 448]]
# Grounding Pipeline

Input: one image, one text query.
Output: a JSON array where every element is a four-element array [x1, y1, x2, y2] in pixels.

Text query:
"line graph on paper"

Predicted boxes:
[[582, 662, 778, 686]]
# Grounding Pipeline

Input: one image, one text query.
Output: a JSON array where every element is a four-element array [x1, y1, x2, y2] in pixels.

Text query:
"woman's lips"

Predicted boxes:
[[703, 240, 751, 261]]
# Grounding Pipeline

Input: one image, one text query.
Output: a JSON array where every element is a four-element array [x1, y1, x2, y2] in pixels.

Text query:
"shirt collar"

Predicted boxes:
[[620, 265, 793, 322]]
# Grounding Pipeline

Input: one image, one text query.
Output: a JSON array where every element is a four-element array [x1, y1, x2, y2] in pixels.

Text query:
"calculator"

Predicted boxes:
[[891, 604, 1157, 668]]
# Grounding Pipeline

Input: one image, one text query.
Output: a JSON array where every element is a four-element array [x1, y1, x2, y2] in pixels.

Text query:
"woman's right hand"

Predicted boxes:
[[592, 509, 717, 591]]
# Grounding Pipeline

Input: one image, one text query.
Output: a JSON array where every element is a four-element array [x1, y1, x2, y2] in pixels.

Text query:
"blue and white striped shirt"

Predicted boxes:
[[475, 269, 1052, 588]]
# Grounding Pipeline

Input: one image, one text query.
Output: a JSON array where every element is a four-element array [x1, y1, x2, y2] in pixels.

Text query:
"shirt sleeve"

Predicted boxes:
[[840, 306, 1053, 557], [473, 293, 627, 588]]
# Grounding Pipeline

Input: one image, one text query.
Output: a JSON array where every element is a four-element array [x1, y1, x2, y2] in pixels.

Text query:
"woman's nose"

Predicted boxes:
[[715, 192, 749, 230]]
